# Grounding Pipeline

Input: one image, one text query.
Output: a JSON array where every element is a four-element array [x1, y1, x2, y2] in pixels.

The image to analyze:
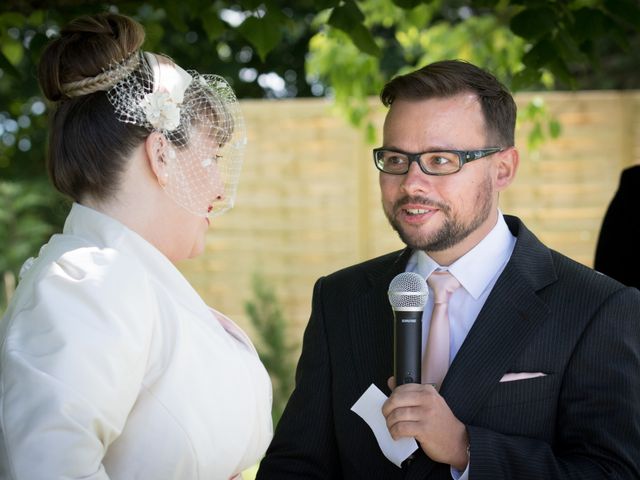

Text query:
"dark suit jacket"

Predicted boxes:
[[594, 165, 640, 289], [257, 216, 640, 479]]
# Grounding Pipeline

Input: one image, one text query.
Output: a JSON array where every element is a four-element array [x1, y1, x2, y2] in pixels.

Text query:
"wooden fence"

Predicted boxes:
[[178, 91, 640, 348]]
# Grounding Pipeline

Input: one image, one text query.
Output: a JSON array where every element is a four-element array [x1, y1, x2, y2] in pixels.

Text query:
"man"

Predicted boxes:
[[256, 60, 640, 479]]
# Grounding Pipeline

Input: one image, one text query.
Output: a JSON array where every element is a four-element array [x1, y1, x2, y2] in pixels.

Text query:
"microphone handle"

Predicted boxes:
[[394, 309, 422, 385]]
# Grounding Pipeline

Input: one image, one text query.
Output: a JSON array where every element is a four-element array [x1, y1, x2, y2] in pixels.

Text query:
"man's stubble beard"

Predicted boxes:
[[384, 175, 494, 252]]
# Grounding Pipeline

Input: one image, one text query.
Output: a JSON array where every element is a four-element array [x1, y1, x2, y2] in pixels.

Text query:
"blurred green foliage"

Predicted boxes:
[[519, 95, 563, 152], [0, 0, 638, 311], [0, 179, 68, 310], [245, 273, 297, 425], [306, 0, 639, 145]]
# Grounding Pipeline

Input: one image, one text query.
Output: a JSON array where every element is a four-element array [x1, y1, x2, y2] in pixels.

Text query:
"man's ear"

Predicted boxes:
[[495, 147, 519, 191], [145, 132, 170, 186]]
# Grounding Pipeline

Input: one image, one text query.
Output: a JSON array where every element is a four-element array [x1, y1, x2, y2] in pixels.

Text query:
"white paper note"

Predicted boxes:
[[351, 383, 419, 467]]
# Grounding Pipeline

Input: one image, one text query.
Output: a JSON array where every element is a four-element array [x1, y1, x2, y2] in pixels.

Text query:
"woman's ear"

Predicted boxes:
[[495, 147, 519, 191], [145, 132, 170, 187]]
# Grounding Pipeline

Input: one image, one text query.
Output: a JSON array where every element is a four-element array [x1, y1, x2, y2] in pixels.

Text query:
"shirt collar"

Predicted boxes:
[[406, 211, 516, 299]]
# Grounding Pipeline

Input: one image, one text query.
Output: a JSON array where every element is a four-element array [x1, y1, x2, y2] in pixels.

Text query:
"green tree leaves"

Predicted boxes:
[[245, 273, 297, 425], [237, 9, 286, 61], [328, 0, 380, 56], [0, 180, 67, 310], [0, 0, 638, 295], [509, 6, 556, 42]]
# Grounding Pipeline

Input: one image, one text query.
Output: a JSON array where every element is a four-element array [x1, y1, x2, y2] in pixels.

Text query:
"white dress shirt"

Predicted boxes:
[[405, 211, 516, 479], [0, 203, 273, 479]]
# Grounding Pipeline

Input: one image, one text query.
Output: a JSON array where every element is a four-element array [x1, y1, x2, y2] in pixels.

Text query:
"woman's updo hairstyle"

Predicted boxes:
[[38, 13, 148, 202]]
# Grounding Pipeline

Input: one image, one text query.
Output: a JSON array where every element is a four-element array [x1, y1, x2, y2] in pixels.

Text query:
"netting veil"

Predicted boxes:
[[106, 51, 246, 217]]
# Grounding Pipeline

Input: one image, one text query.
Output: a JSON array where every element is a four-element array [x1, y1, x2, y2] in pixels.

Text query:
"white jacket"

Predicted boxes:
[[0, 203, 273, 479]]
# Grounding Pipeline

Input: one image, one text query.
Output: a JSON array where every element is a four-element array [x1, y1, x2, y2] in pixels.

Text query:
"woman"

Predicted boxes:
[[0, 13, 272, 479]]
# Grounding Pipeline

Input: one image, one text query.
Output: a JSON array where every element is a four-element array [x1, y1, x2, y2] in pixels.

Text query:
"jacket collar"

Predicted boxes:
[[347, 248, 413, 394], [405, 216, 558, 478]]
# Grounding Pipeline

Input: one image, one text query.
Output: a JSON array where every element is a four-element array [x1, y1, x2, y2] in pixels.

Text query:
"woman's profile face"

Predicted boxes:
[[159, 125, 225, 261], [163, 125, 225, 219]]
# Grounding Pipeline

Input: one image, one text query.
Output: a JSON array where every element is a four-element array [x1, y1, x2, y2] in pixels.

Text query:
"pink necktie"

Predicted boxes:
[[422, 271, 461, 389]]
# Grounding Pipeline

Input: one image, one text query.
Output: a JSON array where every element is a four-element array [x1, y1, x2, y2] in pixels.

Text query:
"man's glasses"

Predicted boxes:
[[373, 147, 504, 176]]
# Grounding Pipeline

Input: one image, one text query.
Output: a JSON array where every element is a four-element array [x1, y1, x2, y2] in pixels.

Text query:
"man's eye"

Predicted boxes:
[[425, 154, 454, 167], [386, 155, 406, 165]]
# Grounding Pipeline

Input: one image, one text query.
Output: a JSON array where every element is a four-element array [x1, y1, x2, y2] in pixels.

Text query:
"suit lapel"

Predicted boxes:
[[348, 248, 412, 394], [440, 260, 550, 420], [441, 217, 557, 421], [405, 217, 557, 479]]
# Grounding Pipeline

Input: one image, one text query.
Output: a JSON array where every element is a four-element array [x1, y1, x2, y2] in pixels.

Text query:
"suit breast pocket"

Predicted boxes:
[[473, 374, 559, 440]]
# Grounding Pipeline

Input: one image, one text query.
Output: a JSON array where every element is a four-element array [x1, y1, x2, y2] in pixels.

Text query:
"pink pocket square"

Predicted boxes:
[[499, 372, 546, 382]]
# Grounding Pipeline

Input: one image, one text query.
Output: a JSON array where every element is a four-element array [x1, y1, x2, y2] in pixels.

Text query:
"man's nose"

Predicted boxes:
[[401, 160, 432, 194]]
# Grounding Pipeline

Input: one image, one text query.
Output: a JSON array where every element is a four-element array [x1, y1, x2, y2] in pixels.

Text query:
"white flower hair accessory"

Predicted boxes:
[[105, 51, 246, 218], [107, 52, 192, 133], [138, 52, 191, 131], [141, 90, 181, 131]]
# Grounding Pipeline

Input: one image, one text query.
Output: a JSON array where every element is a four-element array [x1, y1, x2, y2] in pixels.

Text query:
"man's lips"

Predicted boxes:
[[393, 203, 441, 225], [398, 204, 439, 216], [404, 207, 434, 215]]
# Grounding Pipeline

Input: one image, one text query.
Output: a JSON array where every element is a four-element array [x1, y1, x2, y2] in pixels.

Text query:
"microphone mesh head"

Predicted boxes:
[[388, 272, 428, 309]]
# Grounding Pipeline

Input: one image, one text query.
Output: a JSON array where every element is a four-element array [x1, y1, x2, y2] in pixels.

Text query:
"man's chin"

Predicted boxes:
[[394, 227, 434, 252], [392, 222, 461, 253], [387, 213, 444, 250]]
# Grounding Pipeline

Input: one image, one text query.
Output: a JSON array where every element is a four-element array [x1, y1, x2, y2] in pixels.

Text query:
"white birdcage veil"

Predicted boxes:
[[105, 51, 246, 218]]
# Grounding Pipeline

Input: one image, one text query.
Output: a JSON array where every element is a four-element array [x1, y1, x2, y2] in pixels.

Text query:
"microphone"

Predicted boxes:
[[388, 272, 428, 385]]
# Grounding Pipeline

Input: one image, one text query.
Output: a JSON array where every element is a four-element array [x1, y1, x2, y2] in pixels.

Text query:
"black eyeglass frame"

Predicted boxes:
[[373, 147, 504, 176]]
